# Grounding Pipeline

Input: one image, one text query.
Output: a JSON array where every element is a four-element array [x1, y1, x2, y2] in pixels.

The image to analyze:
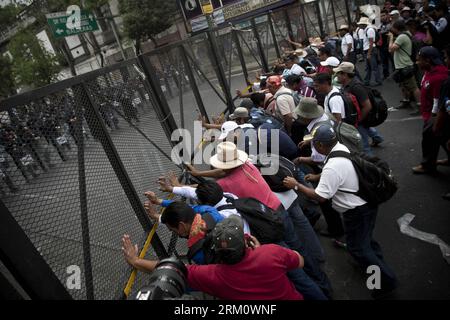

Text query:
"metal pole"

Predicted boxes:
[[108, 18, 127, 61], [73, 85, 95, 300], [0, 200, 73, 300], [300, 4, 309, 40], [314, 0, 326, 39], [179, 45, 210, 123], [268, 12, 281, 59], [81, 82, 168, 259], [231, 28, 251, 85], [206, 28, 236, 114], [330, 0, 338, 33], [344, 0, 353, 25], [283, 9, 296, 50], [251, 18, 269, 73], [138, 55, 179, 142]]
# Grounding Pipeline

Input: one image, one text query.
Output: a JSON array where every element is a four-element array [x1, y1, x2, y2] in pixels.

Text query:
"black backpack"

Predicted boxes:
[[351, 82, 388, 127], [328, 91, 362, 126], [248, 109, 283, 129], [399, 32, 420, 63], [255, 154, 299, 192], [325, 151, 398, 206], [186, 213, 218, 264], [217, 196, 284, 244]]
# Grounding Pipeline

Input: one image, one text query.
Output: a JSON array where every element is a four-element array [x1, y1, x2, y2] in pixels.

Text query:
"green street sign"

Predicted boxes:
[[46, 10, 99, 38]]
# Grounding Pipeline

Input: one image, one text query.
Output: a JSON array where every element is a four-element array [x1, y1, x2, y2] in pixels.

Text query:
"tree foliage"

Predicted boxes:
[[118, 0, 177, 53], [0, 55, 15, 98], [0, 4, 23, 30], [7, 30, 62, 89]]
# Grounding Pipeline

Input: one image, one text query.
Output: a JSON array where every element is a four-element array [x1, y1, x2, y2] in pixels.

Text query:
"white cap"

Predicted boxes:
[[402, 6, 411, 11], [218, 121, 239, 140], [320, 57, 341, 67], [390, 10, 400, 15]]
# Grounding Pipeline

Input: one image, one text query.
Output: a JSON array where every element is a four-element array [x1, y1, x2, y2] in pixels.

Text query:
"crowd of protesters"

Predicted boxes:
[[121, 0, 450, 301]]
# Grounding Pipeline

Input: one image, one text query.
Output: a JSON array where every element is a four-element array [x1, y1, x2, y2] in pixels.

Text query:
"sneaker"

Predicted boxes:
[[371, 140, 383, 147], [332, 238, 347, 249], [412, 165, 436, 174]]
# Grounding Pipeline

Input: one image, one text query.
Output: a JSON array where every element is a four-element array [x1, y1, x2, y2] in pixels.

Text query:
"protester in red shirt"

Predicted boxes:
[[122, 216, 304, 300], [186, 142, 282, 211], [413, 46, 449, 174]]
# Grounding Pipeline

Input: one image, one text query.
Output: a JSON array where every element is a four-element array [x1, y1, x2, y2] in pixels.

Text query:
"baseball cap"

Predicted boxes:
[[339, 24, 349, 30], [229, 107, 249, 120], [212, 215, 246, 265], [267, 75, 282, 87], [239, 98, 254, 110], [320, 57, 341, 67], [310, 122, 337, 143], [402, 6, 411, 12], [390, 10, 400, 15], [418, 46, 444, 65], [333, 62, 355, 74], [218, 121, 239, 140]]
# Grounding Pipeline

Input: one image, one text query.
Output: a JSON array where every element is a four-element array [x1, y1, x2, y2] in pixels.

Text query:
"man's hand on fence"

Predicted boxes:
[[122, 234, 139, 267], [158, 177, 173, 193], [144, 191, 162, 205], [168, 171, 182, 187], [185, 163, 201, 177], [144, 200, 161, 222]]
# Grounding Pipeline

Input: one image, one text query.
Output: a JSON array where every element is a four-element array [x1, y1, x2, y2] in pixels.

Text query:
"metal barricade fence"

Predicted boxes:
[[0, 1, 354, 300]]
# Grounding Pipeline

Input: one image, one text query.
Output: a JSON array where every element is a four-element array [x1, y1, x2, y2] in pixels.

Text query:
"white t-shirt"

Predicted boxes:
[[324, 87, 346, 119], [356, 28, 365, 41], [315, 143, 367, 213], [274, 86, 297, 120], [172, 186, 251, 234], [307, 113, 331, 163], [363, 26, 376, 51], [341, 33, 355, 55]]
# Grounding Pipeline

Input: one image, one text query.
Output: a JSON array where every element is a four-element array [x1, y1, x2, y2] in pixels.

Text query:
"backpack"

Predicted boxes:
[[313, 116, 364, 154], [276, 91, 301, 106], [217, 196, 285, 244], [255, 154, 299, 192], [350, 82, 388, 127], [248, 109, 283, 129], [399, 32, 422, 64], [328, 91, 362, 127], [325, 151, 398, 206], [186, 213, 218, 264], [366, 27, 382, 47]]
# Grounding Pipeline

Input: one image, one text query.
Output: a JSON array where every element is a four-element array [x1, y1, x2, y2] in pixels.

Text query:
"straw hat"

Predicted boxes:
[[310, 37, 324, 47], [357, 17, 370, 25], [294, 48, 308, 58], [339, 24, 349, 31], [210, 142, 249, 170]]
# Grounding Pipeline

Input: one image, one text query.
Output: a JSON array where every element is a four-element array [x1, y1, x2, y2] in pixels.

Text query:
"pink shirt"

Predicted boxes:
[[217, 161, 281, 210], [187, 244, 303, 300]]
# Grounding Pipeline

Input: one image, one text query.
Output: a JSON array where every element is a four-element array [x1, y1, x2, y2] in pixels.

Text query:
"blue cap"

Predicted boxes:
[[419, 46, 443, 65], [312, 122, 337, 143]]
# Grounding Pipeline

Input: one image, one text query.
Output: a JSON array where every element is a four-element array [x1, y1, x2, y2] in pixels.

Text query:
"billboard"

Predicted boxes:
[[178, 0, 294, 32]]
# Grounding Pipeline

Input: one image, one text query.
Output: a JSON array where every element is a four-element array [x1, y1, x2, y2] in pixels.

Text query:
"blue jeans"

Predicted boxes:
[[343, 204, 398, 291], [364, 48, 382, 85], [288, 200, 325, 263], [357, 126, 383, 156], [277, 240, 328, 300], [279, 209, 332, 299]]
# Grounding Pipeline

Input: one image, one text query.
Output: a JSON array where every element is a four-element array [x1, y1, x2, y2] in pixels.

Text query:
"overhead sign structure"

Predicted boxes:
[[178, 0, 295, 32], [46, 10, 99, 38], [200, 0, 214, 14]]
